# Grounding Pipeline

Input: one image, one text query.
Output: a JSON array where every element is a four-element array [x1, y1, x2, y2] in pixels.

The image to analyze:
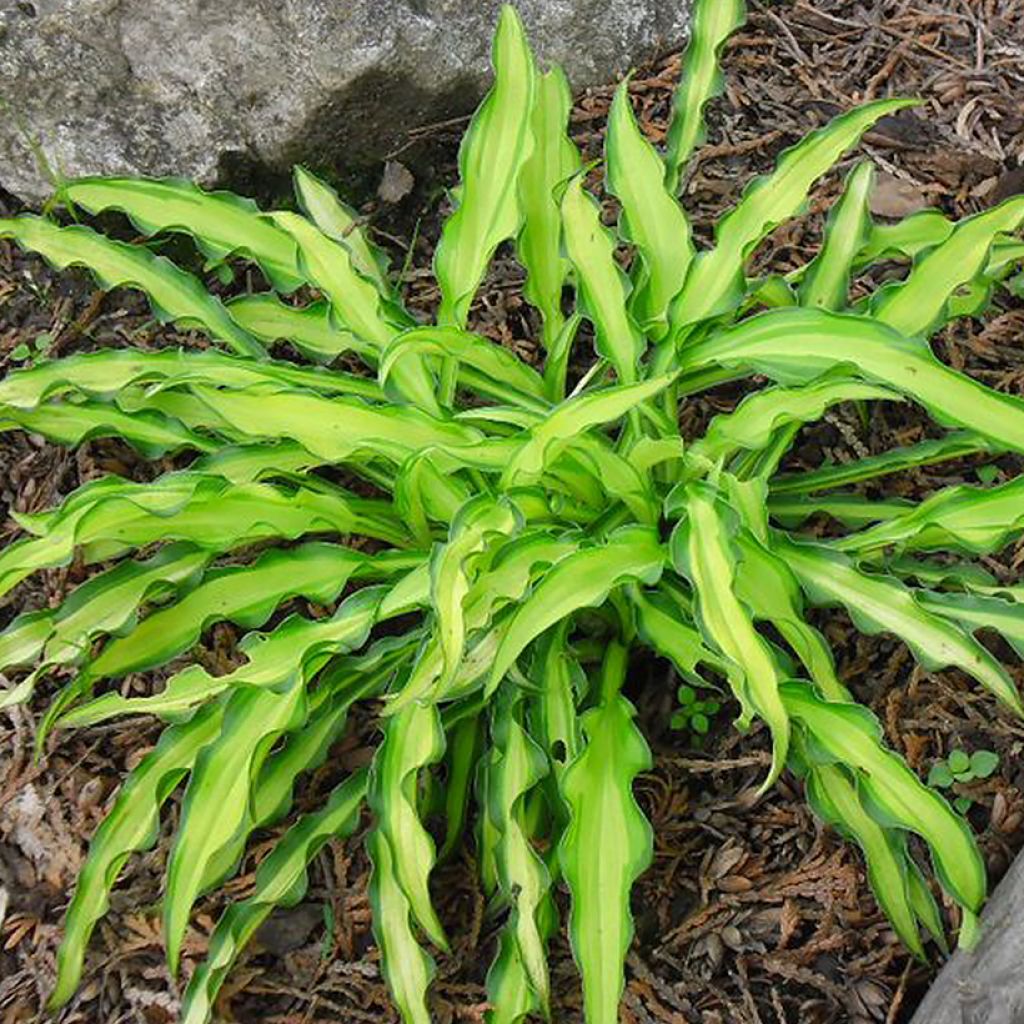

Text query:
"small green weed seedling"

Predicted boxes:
[[671, 683, 723, 743], [928, 749, 1000, 813]]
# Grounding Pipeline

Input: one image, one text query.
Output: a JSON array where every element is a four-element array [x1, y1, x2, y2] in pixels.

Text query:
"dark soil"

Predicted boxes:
[[3, 2, 1024, 1022]]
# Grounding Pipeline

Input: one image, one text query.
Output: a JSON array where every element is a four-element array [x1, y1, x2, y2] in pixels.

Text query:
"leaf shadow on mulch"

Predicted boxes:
[[3, 2, 1024, 1022]]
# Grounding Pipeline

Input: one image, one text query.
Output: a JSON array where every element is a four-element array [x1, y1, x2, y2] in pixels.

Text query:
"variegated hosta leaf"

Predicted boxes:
[[0, 473, 404, 603], [269, 211, 438, 413], [163, 676, 309, 971], [560, 173, 645, 384], [559, 642, 652, 1024], [182, 383, 485, 466], [835, 474, 1024, 557], [80, 543, 375, 682], [529, 621, 584, 776], [431, 495, 521, 680], [388, 531, 579, 712], [56, 582, 403, 728], [367, 826, 436, 1024], [802, 759, 941, 958], [489, 526, 664, 691], [917, 590, 1024, 661], [670, 481, 790, 785], [782, 681, 986, 943], [799, 161, 875, 310], [379, 326, 547, 405], [368, 700, 448, 951], [180, 770, 368, 1024], [733, 531, 849, 701], [871, 195, 1024, 336], [0, 345, 384, 410], [680, 307, 1024, 454], [293, 166, 396, 299], [434, 5, 535, 330], [630, 583, 728, 685], [485, 686, 555, 1020], [858, 208, 954, 265], [770, 431, 992, 496], [0, 399, 214, 457], [0, 544, 208, 709], [226, 293, 370, 363], [50, 699, 226, 1008], [664, 0, 746, 193], [606, 79, 692, 337], [502, 374, 677, 486], [687, 374, 897, 470], [776, 536, 1023, 714], [670, 98, 915, 331], [59, 176, 304, 292], [516, 66, 580, 394], [0, 216, 263, 357]]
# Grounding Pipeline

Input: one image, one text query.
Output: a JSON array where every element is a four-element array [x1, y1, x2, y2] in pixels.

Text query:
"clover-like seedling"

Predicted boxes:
[[670, 683, 722, 742], [928, 749, 1000, 813]]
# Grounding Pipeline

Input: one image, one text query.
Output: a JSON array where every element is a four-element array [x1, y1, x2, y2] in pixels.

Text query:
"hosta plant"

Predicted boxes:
[[2, 1, 1024, 1020]]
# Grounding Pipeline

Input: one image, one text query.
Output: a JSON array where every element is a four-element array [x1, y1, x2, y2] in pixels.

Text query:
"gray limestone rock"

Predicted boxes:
[[0, 0, 692, 204]]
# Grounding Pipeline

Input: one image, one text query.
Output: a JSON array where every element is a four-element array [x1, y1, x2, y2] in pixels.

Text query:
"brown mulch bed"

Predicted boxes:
[[3, 1, 1024, 1022]]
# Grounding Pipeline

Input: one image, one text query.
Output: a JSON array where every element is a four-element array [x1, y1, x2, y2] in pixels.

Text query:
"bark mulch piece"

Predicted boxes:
[[3, 2, 1024, 1022]]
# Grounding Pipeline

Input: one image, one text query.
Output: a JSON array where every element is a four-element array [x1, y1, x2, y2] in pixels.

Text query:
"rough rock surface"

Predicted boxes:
[[909, 850, 1024, 1024], [0, 0, 692, 204]]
